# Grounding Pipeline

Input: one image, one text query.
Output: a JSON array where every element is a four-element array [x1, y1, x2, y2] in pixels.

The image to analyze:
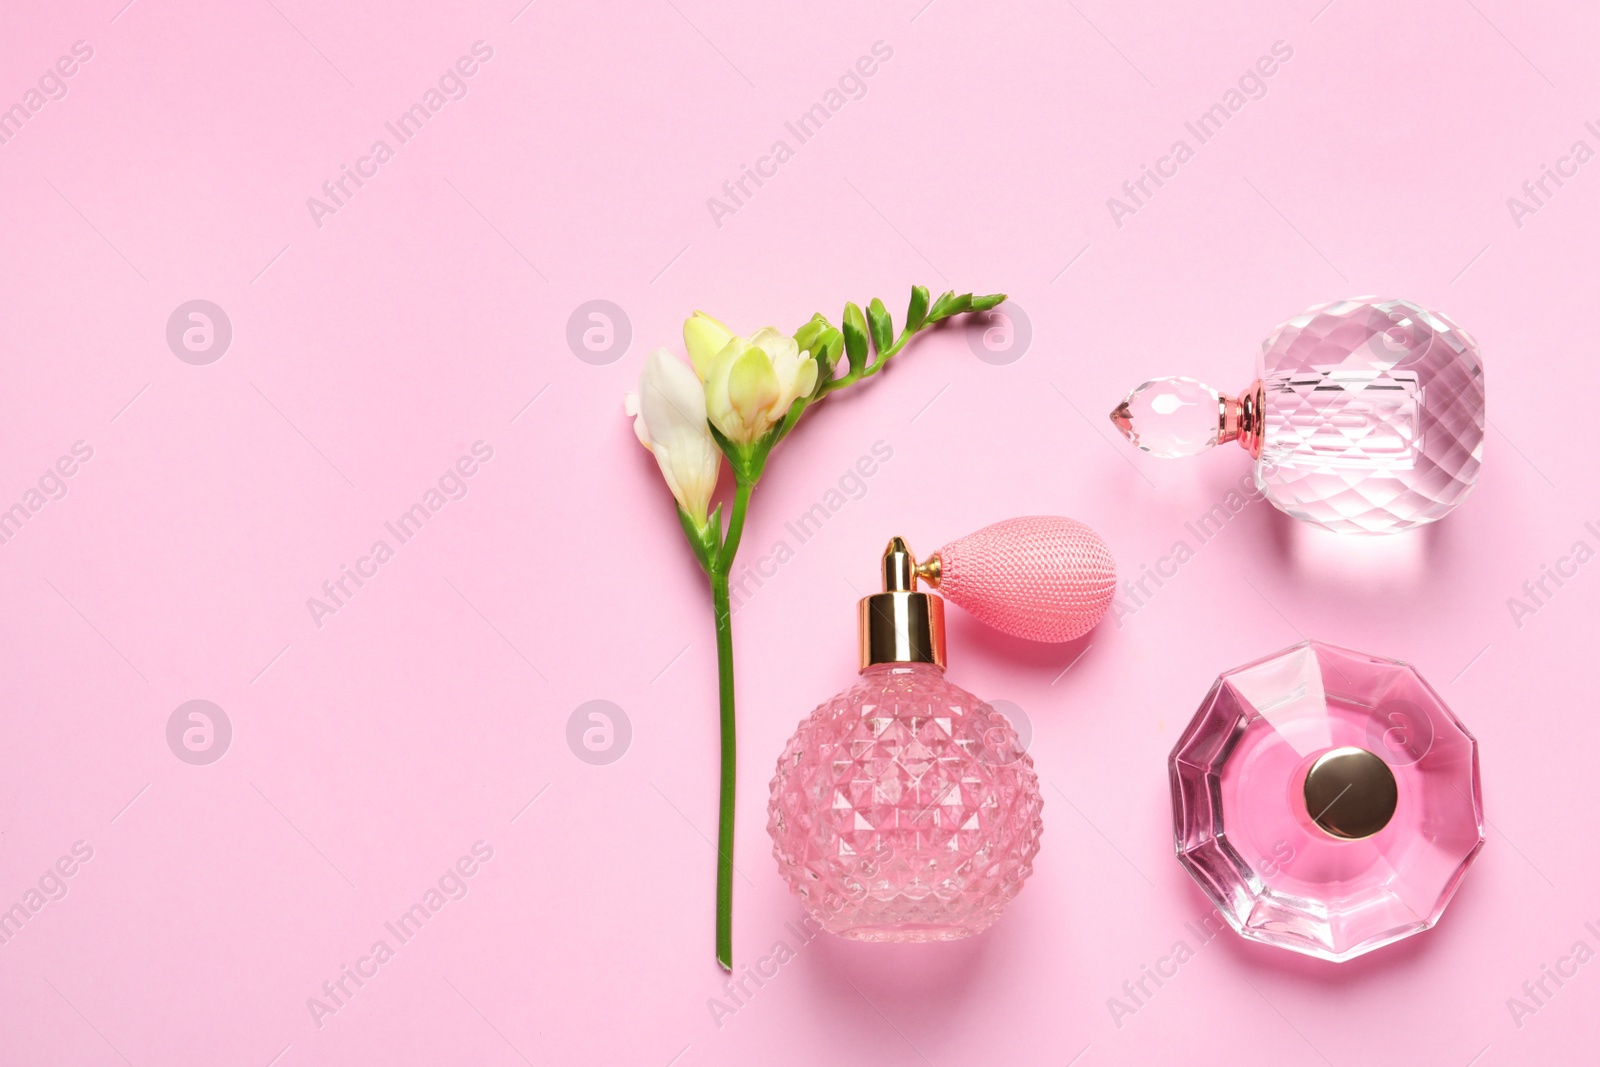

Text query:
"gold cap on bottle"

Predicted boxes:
[[858, 537, 946, 671], [1303, 746, 1398, 840]]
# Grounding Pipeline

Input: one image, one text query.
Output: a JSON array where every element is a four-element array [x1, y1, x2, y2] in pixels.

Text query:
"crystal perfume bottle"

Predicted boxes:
[[1111, 297, 1486, 534], [1169, 640, 1486, 961], [768, 518, 1115, 941]]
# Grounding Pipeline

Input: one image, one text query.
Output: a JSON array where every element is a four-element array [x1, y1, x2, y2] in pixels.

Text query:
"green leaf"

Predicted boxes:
[[841, 302, 869, 375], [793, 313, 828, 355], [677, 502, 721, 572], [811, 326, 843, 391], [970, 292, 1006, 312], [794, 313, 841, 389], [930, 291, 972, 320], [708, 422, 760, 483], [906, 285, 930, 331], [866, 298, 893, 354], [772, 394, 809, 444]]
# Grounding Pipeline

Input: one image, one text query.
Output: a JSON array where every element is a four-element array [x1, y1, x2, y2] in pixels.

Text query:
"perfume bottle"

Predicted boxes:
[[1170, 640, 1485, 961], [768, 518, 1115, 941], [1111, 297, 1486, 534]]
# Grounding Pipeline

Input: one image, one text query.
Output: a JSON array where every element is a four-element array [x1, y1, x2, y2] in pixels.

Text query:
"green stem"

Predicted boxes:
[[825, 324, 920, 393], [711, 474, 752, 971], [710, 568, 736, 971], [718, 477, 754, 571]]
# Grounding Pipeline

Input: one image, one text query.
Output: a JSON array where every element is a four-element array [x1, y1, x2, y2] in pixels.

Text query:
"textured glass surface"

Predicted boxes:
[[1256, 297, 1485, 534], [1112, 376, 1222, 458], [768, 663, 1043, 941], [1169, 641, 1485, 962]]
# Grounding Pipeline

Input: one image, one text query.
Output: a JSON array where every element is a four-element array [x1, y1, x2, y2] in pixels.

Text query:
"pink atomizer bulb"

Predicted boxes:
[[767, 517, 1115, 941]]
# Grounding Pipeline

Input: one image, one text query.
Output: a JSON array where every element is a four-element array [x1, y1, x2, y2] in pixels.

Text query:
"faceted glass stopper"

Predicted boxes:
[[1169, 641, 1485, 962], [1110, 376, 1220, 458]]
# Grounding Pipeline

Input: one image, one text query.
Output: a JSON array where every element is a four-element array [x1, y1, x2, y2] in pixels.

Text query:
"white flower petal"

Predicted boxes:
[[624, 392, 650, 448], [632, 349, 719, 522]]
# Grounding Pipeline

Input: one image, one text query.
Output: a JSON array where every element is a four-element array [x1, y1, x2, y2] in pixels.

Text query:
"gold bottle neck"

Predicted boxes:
[[1219, 379, 1266, 458], [858, 537, 947, 671]]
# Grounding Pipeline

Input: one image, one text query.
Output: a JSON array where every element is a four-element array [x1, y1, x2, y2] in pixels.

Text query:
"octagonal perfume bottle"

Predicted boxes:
[[1111, 297, 1486, 534], [1169, 640, 1485, 961], [768, 519, 1115, 941]]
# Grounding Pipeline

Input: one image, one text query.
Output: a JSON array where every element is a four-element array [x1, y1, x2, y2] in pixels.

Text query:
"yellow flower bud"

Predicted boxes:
[[683, 311, 735, 381], [698, 323, 817, 445]]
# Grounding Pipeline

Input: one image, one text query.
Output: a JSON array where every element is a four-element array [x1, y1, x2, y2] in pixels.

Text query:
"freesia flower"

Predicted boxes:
[[629, 286, 1003, 971], [625, 349, 720, 526], [698, 326, 818, 445], [683, 311, 735, 379]]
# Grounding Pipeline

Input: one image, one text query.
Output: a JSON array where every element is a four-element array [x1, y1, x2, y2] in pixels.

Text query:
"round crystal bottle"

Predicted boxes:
[[767, 539, 1044, 941], [1169, 640, 1486, 961], [1110, 297, 1486, 534]]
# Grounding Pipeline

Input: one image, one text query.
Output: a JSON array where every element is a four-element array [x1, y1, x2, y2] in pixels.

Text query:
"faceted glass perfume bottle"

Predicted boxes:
[[1111, 297, 1486, 534], [1169, 640, 1485, 962], [767, 538, 1046, 941]]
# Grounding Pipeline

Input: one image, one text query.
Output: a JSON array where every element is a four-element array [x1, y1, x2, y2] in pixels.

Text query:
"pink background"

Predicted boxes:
[[2, 0, 1596, 1064]]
